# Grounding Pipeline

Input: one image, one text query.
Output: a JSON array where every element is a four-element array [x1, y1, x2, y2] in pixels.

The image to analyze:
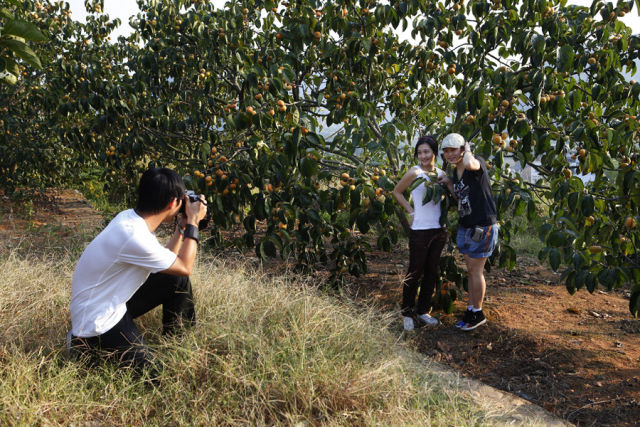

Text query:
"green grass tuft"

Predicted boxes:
[[0, 248, 546, 425]]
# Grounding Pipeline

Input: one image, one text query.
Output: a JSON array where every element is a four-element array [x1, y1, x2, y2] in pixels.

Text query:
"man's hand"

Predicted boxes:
[[176, 213, 188, 230], [184, 194, 207, 226]]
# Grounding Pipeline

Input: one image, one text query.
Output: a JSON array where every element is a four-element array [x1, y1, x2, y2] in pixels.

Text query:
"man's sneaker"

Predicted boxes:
[[403, 316, 415, 331], [460, 310, 487, 331], [417, 313, 439, 326], [455, 309, 472, 328]]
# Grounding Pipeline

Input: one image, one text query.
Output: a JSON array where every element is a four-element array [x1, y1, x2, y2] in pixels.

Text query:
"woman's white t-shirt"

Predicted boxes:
[[410, 166, 445, 230], [70, 209, 177, 337]]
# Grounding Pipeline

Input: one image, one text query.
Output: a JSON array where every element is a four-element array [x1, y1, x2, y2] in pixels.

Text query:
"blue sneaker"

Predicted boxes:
[[460, 310, 487, 331], [455, 309, 472, 328]]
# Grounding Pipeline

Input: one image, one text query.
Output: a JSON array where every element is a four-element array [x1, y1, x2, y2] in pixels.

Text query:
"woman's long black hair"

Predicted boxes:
[[414, 135, 438, 158]]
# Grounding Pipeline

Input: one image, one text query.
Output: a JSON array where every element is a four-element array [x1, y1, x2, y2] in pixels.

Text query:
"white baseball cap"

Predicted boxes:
[[441, 133, 465, 149]]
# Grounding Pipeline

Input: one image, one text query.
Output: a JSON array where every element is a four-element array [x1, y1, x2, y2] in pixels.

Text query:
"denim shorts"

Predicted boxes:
[[457, 224, 499, 258]]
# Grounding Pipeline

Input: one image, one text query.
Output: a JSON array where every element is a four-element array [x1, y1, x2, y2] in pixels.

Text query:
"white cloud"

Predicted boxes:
[[68, 0, 638, 41], [66, 0, 227, 39], [66, 0, 138, 39]]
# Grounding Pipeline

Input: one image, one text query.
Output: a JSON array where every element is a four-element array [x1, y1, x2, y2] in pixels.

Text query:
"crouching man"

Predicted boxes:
[[68, 168, 207, 371]]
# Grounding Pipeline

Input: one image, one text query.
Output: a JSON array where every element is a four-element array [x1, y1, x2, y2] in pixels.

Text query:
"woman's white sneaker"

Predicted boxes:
[[417, 313, 439, 326], [403, 316, 415, 331]]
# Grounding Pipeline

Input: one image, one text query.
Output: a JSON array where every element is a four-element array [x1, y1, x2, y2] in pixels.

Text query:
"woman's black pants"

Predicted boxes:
[[402, 228, 447, 317]]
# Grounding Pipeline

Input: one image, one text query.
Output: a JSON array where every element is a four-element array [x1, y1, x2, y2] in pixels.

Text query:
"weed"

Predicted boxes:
[[0, 247, 549, 425]]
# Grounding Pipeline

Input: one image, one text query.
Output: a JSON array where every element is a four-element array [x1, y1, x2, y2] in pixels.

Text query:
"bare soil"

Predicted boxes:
[[1, 189, 638, 426], [0, 188, 103, 249], [355, 249, 640, 426]]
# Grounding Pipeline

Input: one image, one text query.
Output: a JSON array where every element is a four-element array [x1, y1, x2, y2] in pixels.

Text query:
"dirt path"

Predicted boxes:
[[0, 188, 103, 250], [356, 249, 640, 426], [1, 189, 638, 425]]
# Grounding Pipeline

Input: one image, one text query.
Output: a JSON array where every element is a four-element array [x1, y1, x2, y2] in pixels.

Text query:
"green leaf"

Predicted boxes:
[[406, 177, 425, 193], [572, 252, 587, 270], [514, 118, 530, 137], [581, 195, 595, 216], [549, 248, 561, 271], [3, 20, 47, 42], [377, 235, 391, 251], [504, 245, 516, 270], [350, 187, 361, 208], [538, 223, 552, 242], [565, 270, 576, 295], [0, 8, 14, 20], [568, 192, 580, 213], [558, 216, 577, 232], [557, 44, 574, 73], [623, 170, 637, 194], [3, 58, 19, 76], [258, 238, 277, 258], [569, 90, 583, 111], [547, 230, 566, 247], [299, 156, 318, 177], [597, 268, 617, 291], [585, 272, 597, 293], [630, 284, 640, 317], [0, 71, 17, 84], [356, 214, 370, 234], [575, 268, 588, 290], [552, 95, 565, 116], [527, 199, 537, 221], [532, 34, 546, 54], [239, 211, 255, 232], [592, 84, 602, 101], [0, 38, 41, 68], [389, 229, 398, 244], [422, 184, 434, 205], [514, 198, 527, 217], [252, 195, 266, 220]]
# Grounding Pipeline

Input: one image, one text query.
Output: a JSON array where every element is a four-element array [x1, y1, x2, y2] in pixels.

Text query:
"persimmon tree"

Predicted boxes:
[[0, 0, 124, 190], [0, 0, 46, 85], [2, 0, 639, 315], [0, 0, 50, 186]]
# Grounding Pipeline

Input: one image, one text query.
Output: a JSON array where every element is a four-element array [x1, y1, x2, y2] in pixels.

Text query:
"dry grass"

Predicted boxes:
[[0, 245, 545, 425]]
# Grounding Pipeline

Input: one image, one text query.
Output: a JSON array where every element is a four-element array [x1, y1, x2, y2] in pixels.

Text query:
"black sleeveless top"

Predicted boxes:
[[451, 156, 497, 228]]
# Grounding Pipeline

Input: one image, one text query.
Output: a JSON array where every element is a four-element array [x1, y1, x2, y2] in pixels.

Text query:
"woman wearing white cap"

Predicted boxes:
[[438, 133, 498, 331], [393, 136, 448, 331]]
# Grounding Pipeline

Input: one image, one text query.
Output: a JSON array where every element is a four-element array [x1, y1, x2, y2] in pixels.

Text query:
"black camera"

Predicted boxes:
[[179, 190, 210, 229]]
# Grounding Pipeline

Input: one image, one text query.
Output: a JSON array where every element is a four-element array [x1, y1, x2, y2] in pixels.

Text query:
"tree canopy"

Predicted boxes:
[[1, 0, 639, 315]]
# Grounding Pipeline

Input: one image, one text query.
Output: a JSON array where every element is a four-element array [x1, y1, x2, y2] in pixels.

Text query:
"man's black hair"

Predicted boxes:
[[135, 168, 186, 214], [414, 135, 438, 157]]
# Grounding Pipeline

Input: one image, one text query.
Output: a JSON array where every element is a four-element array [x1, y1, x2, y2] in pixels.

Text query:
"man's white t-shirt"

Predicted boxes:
[[70, 209, 177, 337], [410, 166, 445, 230]]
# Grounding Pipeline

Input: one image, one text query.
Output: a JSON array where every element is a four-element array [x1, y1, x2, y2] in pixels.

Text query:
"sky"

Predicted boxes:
[[66, 0, 221, 39], [67, 0, 639, 40]]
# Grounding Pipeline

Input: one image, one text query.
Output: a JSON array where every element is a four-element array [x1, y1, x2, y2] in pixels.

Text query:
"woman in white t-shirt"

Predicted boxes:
[[393, 136, 448, 331]]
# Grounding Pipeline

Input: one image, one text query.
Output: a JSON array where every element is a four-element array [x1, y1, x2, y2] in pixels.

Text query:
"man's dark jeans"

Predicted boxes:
[[70, 273, 195, 371], [402, 228, 447, 317]]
